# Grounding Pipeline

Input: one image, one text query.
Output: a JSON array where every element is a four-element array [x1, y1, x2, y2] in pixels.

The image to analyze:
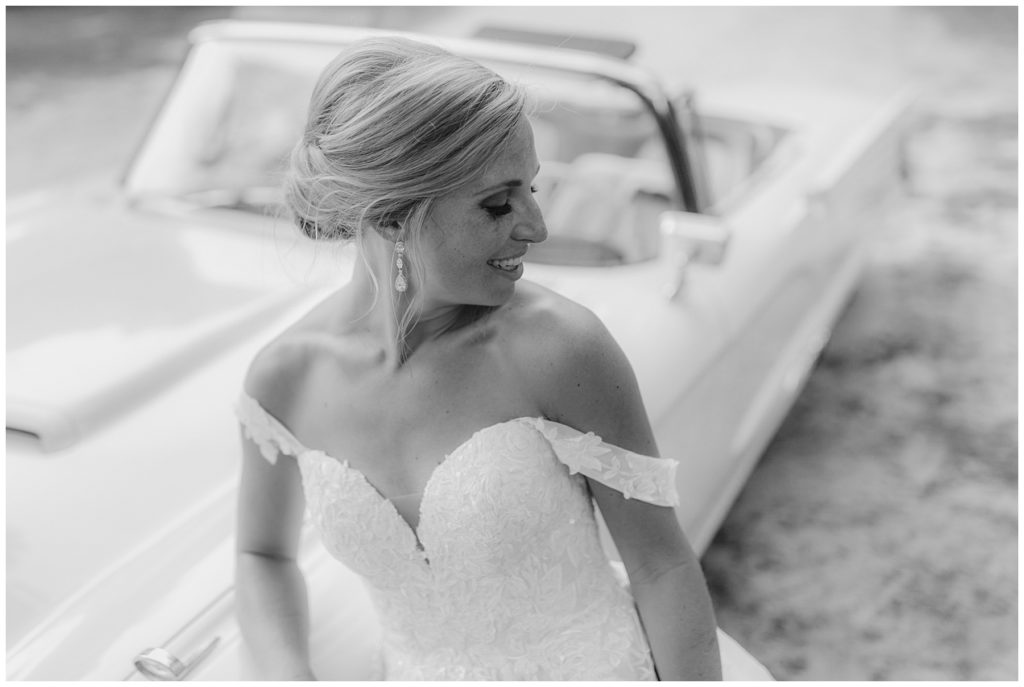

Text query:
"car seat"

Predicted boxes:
[[543, 153, 674, 263]]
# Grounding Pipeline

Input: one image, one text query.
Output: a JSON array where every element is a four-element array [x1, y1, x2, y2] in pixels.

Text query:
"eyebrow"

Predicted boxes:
[[474, 180, 522, 197], [473, 165, 542, 197]]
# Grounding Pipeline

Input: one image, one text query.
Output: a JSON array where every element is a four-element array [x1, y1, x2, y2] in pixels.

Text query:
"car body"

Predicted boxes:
[[6, 20, 911, 680]]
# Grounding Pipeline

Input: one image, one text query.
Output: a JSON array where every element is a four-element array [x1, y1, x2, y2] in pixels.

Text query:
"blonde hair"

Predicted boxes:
[[284, 37, 529, 342]]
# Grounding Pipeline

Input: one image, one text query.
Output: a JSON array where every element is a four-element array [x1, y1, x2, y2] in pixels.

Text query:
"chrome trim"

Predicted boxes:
[[134, 648, 188, 681], [133, 638, 220, 681]]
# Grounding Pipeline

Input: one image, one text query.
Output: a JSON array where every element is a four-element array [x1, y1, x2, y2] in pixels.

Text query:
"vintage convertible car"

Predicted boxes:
[[7, 20, 910, 680]]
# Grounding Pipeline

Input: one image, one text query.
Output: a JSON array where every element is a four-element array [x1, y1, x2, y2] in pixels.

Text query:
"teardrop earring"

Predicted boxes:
[[394, 240, 408, 293]]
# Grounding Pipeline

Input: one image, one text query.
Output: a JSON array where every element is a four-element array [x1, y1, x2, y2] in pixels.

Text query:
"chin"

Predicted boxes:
[[489, 280, 520, 305], [430, 273, 518, 310], [463, 283, 515, 310]]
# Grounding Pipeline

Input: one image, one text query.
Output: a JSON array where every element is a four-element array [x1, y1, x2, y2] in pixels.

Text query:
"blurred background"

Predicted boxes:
[[7, 5, 1017, 680]]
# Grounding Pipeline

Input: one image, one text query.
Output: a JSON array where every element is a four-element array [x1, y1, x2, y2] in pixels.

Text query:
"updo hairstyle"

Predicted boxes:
[[284, 36, 529, 244]]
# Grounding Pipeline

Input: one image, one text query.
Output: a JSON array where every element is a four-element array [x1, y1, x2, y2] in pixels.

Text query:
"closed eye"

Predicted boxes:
[[481, 189, 512, 218], [483, 201, 513, 218], [482, 186, 539, 219]]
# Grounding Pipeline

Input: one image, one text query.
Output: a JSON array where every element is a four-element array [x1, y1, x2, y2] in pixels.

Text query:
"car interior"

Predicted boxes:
[[127, 41, 790, 268], [526, 98, 788, 266]]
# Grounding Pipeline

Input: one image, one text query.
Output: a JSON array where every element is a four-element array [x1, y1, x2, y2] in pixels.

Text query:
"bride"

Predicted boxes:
[[234, 35, 772, 680]]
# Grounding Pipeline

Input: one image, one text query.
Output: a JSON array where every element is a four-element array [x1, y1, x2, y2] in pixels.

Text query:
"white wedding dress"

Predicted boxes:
[[237, 392, 773, 681]]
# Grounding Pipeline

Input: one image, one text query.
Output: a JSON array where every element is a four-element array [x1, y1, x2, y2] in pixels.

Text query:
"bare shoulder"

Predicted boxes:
[[505, 281, 657, 455], [243, 334, 316, 428], [499, 281, 612, 381], [242, 292, 347, 424], [504, 279, 608, 341]]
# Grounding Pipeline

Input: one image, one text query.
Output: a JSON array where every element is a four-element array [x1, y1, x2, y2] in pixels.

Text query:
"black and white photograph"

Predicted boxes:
[[6, 4, 1017, 681]]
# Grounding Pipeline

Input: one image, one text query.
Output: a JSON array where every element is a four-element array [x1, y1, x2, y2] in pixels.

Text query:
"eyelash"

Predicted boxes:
[[484, 186, 538, 219]]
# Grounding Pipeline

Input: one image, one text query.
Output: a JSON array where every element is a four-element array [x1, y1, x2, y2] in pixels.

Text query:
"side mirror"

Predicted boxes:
[[659, 211, 731, 300]]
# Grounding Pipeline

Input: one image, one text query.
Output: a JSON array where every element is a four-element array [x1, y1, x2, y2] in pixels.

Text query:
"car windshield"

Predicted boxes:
[[126, 38, 679, 265]]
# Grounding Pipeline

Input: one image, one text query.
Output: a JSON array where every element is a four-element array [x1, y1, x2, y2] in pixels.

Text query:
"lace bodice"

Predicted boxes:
[[236, 392, 680, 680]]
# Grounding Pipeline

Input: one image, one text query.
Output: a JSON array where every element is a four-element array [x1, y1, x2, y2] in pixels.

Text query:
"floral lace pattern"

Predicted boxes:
[[235, 393, 683, 680], [235, 392, 305, 464], [524, 417, 679, 506]]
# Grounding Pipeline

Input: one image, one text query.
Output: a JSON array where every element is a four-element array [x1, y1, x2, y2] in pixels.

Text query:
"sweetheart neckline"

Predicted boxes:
[[299, 416, 545, 561], [239, 392, 681, 570], [238, 387, 557, 555]]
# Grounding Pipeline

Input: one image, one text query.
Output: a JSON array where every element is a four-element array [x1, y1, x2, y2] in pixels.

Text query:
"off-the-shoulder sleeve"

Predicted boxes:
[[528, 417, 679, 507], [234, 392, 308, 464]]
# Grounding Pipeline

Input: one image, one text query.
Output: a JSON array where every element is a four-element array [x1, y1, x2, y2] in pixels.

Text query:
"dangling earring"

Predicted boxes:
[[394, 240, 408, 293]]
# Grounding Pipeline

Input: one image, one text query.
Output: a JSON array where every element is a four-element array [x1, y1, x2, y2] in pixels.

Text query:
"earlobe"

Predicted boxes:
[[372, 220, 403, 243]]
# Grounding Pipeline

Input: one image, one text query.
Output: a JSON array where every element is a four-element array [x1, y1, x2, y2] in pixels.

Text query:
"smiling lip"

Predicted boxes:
[[487, 251, 526, 272]]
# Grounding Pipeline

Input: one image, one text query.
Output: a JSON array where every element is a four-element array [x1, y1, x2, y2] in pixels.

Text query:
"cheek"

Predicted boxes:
[[426, 231, 491, 274], [415, 242, 477, 291], [416, 215, 505, 289]]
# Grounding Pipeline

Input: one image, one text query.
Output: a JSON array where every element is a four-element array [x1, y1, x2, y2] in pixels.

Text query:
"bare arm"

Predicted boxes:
[[235, 423, 315, 680], [537, 300, 721, 680], [591, 483, 722, 680]]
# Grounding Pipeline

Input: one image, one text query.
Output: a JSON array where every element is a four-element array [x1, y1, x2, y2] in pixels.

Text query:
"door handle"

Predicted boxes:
[[133, 637, 220, 681]]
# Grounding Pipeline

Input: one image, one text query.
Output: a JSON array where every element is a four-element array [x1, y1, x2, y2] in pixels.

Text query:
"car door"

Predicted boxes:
[[659, 88, 911, 550], [636, 98, 827, 551]]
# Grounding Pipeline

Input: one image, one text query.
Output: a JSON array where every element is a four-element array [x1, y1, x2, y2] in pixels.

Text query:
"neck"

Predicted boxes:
[[346, 233, 488, 368]]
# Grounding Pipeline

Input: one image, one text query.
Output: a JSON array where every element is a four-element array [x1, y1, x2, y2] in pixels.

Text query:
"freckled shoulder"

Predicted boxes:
[[243, 332, 319, 430], [502, 280, 607, 346], [502, 280, 631, 415], [242, 289, 355, 426], [499, 281, 657, 455]]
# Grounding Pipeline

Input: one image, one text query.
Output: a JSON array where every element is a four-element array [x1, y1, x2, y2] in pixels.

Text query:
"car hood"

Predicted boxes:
[[6, 187, 348, 658], [6, 187, 341, 452]]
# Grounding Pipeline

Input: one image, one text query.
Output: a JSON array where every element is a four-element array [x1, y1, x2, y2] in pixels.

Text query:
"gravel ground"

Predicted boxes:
[[6, 6, 1017, 680]]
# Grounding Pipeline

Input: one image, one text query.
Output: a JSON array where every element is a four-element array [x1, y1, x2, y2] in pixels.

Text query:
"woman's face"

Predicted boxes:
[[415, 117, 547, 312]]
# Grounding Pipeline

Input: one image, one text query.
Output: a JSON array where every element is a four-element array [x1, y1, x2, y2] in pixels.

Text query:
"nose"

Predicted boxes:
[[514, 195, 548, 244]]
